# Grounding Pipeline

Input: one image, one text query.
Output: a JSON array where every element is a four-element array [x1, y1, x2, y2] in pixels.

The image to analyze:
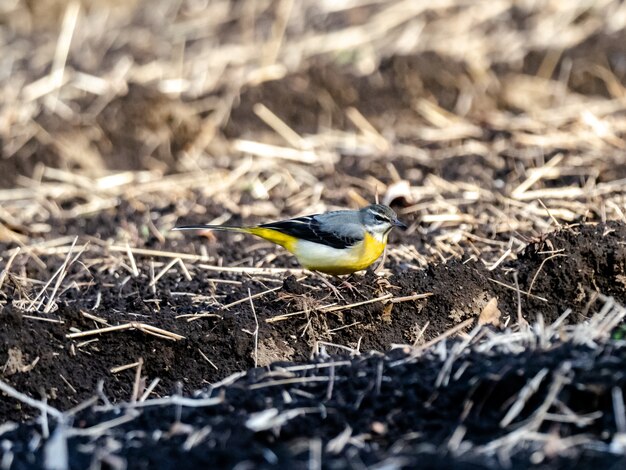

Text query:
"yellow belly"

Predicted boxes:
[[244, 227, 387, 275], [294, 232, 387, 275]]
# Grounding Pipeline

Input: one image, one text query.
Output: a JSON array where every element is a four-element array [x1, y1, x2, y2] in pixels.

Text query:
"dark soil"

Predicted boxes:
[[2, 221, 625, 425], [3, 339, 626, 469]]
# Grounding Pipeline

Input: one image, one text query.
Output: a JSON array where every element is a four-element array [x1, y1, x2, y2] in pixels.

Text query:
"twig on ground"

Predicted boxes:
[[67, 323, 185, 341]]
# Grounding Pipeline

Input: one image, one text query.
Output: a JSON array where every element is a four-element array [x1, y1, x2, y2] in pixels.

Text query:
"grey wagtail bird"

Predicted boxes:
[[174, 204, 407, 275]]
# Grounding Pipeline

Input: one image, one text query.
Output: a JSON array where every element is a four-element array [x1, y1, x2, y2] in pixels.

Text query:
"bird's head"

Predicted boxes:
[[359, 204, 407, 238]]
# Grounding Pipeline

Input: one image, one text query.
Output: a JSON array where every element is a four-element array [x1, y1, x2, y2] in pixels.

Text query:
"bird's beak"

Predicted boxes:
[[393, 219, 408, 230]]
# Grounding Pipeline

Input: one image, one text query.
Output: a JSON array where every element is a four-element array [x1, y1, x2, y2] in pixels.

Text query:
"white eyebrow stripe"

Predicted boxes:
[[368, 209, 391, 219]]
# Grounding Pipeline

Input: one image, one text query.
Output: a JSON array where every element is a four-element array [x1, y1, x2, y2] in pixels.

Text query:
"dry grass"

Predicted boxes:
[[0, 1, 625, 302]]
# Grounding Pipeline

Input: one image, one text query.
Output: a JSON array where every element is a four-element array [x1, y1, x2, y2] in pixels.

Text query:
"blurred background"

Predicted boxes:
[[1, 0, 625, 251]]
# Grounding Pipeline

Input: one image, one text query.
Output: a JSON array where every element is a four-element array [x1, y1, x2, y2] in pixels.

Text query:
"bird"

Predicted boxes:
[[173, 204, 407, 275]]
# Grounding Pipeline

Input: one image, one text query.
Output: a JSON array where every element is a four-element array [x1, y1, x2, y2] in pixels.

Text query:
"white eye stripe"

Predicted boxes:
[[369, 211, 391, 222]]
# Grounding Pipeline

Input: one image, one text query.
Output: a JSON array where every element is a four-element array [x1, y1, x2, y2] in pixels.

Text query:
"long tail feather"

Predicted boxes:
[[172, 224, 246, 232], [173, 224, 297, 252]]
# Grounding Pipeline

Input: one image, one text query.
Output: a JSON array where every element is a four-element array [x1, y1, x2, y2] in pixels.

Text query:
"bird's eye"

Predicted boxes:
[[373, 214, 387, 222]]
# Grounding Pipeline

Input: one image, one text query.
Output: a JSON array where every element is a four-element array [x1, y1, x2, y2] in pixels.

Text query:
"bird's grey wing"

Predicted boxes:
[[259, 212, 364, 249]]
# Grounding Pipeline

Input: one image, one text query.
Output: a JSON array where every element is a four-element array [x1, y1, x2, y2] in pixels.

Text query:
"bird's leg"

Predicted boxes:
[[310, 271, 346, 301], [334, 275, 365, 299]]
